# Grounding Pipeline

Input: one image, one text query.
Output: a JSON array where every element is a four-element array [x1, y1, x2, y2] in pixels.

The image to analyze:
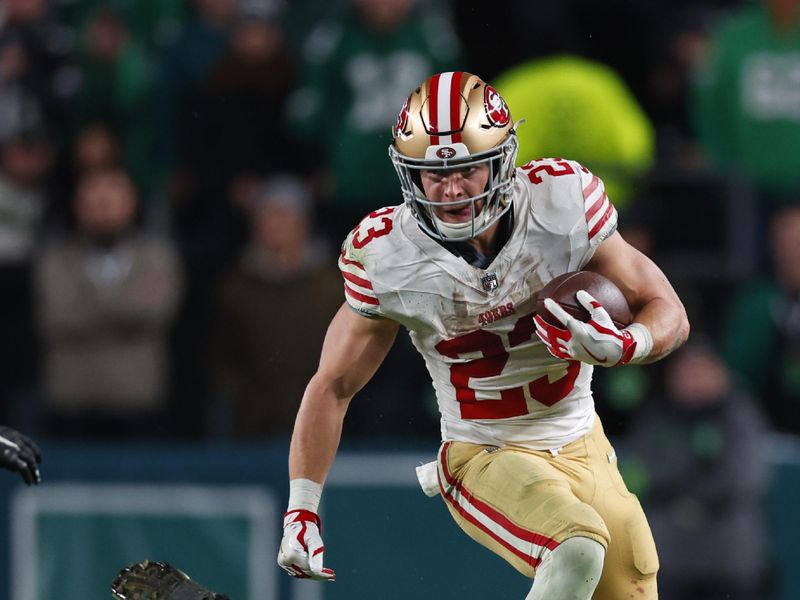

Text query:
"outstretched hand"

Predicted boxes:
[[277, 509, 336, 581], [0, 426, 42, 485]]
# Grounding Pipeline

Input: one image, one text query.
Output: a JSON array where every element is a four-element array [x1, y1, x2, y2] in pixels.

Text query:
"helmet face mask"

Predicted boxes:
[[389, 135, 518, 241], [389, 72, 518, 242]]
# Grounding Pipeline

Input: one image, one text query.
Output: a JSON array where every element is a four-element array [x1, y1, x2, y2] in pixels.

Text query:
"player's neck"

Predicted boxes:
[[434, 209, 514, 270], [469, 223, 500, 256]]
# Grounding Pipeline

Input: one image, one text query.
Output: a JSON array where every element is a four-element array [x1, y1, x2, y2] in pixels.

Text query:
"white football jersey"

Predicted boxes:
[[338, 159, 617, 450]]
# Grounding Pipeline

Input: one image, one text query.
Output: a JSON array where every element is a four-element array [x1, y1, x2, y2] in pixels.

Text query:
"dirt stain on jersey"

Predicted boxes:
[[441, 290, 482, 336]]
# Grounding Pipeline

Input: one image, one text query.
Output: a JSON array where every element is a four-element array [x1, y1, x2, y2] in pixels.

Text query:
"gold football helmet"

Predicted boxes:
[[389, 71, 519, 241]]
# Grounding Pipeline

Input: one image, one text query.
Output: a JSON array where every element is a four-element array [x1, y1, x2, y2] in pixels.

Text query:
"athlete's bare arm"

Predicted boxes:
[[586, 231, 690, 362], [288, 303, 400, 484]]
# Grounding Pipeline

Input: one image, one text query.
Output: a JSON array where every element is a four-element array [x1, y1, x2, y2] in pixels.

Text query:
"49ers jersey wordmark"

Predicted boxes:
[[339, 159, 617, 450]]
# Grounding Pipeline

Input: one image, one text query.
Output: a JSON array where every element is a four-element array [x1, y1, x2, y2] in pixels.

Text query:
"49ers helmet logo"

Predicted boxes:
[[436, 146, 456, 159], [393, 93, 412, 137], [484, 85, 510, 127]]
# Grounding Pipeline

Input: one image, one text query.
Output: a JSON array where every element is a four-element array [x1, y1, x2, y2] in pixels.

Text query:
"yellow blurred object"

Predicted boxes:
[[494, 55, 654, 209]]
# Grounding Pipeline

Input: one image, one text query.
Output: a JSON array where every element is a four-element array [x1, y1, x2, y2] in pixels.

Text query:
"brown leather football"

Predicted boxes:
[[535, 271, 632, 329]]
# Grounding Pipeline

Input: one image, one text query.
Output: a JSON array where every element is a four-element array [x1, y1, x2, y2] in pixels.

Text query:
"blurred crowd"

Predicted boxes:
[[2, 0, 800, 594]]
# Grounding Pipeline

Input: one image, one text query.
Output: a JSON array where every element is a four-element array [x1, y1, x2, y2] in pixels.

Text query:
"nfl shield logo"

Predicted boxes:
[[481, 273, 498, 292]]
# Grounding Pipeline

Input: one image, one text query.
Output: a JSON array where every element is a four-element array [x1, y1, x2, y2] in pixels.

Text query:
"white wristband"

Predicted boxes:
[[625, 323, 654, 364], [287, 478, 323, 513]]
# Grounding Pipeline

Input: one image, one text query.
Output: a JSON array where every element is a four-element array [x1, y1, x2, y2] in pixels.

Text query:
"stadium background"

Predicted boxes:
[[1, 0, 800, 598]]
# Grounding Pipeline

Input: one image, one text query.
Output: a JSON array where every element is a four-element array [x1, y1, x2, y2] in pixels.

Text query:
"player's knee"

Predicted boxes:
[[548, 497, 610, 549], [527, 537, 606, 600], [557, 536, 605, 581]]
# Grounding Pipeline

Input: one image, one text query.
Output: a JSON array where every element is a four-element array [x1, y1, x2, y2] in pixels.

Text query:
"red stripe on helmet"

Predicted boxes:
[[428, 73, 441, 145], [450, 71, 463, 143]]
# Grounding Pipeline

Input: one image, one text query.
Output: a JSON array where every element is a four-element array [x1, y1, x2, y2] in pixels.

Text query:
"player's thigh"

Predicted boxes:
[[585, 423, 659, 600], [437, 441, 609, 578]]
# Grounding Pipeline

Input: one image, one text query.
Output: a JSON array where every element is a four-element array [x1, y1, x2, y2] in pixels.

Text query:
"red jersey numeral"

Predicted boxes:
[[521, 160, 576, 184], [436, 330, 526, 419], [435, 312, 580, 419], [352, 207, 395, 249]]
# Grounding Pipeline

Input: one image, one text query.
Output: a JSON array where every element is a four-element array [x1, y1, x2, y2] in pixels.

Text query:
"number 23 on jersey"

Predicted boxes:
[[436, 312, 580, 420]]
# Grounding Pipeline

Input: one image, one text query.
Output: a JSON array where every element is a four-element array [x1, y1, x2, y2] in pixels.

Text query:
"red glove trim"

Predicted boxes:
[[284, 509, 321, 529], [616, 329, 637, 365]]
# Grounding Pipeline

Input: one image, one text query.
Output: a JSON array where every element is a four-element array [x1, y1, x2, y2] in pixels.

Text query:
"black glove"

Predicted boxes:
[[112, 560, 230, 600], [0, 426, 42, 485]]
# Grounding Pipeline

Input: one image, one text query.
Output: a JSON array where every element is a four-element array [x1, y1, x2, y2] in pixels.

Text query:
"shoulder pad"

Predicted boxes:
[[338, 206, 400, 316]]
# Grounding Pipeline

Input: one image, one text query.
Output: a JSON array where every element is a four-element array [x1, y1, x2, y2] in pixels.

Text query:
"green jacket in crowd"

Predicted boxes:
[[693, 5, 800, 196], [286, 6, 459, 212]]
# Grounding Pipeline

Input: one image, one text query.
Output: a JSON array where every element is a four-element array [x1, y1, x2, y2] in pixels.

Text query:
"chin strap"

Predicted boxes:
[[432, 205, 488, 239]]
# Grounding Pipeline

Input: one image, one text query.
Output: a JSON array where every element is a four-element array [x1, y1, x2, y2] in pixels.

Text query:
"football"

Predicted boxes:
[[535, 271, 632, 329]]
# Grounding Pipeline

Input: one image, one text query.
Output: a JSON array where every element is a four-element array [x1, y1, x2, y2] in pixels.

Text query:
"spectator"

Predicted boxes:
[[693, 0, 800, 200], [0, 34, 43, 142], [644, 7, 715, 163], [72, 121, 122, 176], [151, 0, 239, 437], [721, 203, 800, 433], [54, 0, 186, 55], [153, 0, 236, 204], [34, 167, 182, 438], [285, 0, 460, 241], [50, 121, 123, 227], [493, 55, 655, 210], [72, 7, 154, 198], [0, 129, 53, 267], [0, 129, 54, 421], [199, 5, 297, 182], [153, 0, 242, 439], [624, 338, 771, 600], [0, 0, 77, 141], [212, 175, 341, 437], [178, 4, 299, 274]]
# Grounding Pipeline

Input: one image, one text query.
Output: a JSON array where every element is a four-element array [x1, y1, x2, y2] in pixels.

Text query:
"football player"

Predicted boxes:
[[277, 72, 689, 600], [0, 426, 42, 485]]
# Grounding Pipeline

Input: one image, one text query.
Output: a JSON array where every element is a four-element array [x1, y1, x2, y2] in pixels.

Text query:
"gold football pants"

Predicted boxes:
[[437, 415, 658, 599]]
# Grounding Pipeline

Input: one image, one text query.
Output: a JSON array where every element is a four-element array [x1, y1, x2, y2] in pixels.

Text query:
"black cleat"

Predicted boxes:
[[111, 560, 229, 600]]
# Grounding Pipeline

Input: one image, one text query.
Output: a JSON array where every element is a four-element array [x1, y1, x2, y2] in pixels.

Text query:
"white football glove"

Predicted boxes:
[[277, 509, 336, 581], [534, 290, 637, 367]]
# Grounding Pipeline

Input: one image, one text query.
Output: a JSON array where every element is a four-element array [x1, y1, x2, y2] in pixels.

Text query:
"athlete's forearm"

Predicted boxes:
[[631, 296, 689, 363], [588, 233, 690, 365], [288, 375, 351, 485]]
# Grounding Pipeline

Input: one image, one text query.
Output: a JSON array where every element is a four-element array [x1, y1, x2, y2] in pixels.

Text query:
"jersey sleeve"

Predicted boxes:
[[579, 165, 617, 250], [338, 228, 383, 318], [520, 158, 618, 268]]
